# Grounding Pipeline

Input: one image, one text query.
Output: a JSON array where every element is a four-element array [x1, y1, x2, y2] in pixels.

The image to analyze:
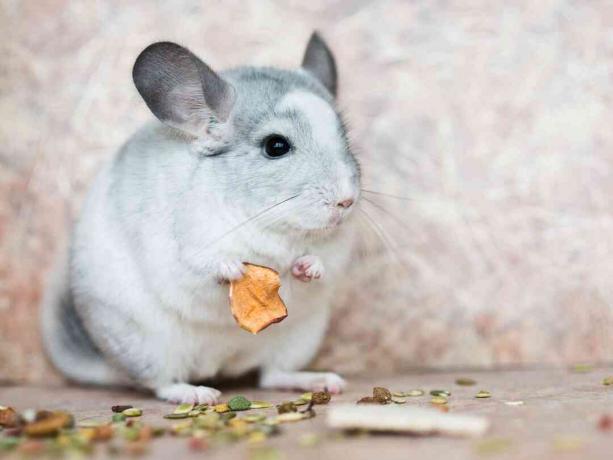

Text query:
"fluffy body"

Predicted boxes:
[[42, 55, 360, 403]]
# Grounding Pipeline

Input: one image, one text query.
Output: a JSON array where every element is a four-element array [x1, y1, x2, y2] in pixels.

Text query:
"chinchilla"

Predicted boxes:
[[41, 32, 360, 404]]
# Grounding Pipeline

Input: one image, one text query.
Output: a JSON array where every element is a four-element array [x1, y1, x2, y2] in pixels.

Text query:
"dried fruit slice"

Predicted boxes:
[[229, 263, 288, 334]]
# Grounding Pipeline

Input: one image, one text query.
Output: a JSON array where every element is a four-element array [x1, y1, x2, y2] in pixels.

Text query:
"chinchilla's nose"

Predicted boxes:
[[336, 198, 354, 209]]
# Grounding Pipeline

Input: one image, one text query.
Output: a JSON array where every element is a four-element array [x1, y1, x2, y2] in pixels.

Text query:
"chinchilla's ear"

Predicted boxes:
[[133, 42, 235, 136], [301, 31, 337, 97]]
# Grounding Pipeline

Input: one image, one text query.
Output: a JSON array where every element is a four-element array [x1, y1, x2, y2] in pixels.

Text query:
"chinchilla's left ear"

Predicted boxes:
[[133, 42, 235, 137], [301, 31, 337, 97]]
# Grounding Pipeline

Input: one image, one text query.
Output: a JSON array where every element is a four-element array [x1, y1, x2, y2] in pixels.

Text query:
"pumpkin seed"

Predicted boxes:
[[504, 400, 524, 406], [173, 403, 194, 415], [311, 391, 331, 405], [111, 414, 126, 423], [373, 387, 392, 403], [243, 414, 266, 423], [393, 389, 425, 397], [276, 402, 297, 414], [111, 405, 132, 413], [250, 401, 273, 409], [391, 397, 407, 404], [430, 396, 448, 405], [455, 378, 476, 386], [228, 396, 252, 411], [163, 413, 188, 420], [430, 390, 451, 397], [292, 399, 309, 406], [213, 404, 230, 413], [475, 390, 491, 399], [122, 408, 142, 417]]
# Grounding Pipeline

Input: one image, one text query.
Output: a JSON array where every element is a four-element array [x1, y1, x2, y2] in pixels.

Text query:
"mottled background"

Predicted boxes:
[[1, 0, 612, 383]]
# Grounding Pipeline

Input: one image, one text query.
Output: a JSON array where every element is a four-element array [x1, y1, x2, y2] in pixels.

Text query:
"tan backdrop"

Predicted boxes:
[[1, 0, 612, 383]]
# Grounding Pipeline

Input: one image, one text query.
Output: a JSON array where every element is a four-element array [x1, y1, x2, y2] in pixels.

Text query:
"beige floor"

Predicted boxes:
[[1, 368, 612, 459]]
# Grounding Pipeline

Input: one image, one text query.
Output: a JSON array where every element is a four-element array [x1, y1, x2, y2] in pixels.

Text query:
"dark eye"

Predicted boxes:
[[263, 135, 291, 158]]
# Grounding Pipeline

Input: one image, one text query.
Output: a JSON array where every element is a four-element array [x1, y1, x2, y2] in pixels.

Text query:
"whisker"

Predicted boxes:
[[203, 194, 301, 249], [361, 196, 415, 234], [361, 189, 416, 202]]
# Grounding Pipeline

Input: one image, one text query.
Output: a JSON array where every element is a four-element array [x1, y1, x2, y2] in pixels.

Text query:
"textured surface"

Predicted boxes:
[[1, 0, 613, 382], [1, 368, 612, 459]]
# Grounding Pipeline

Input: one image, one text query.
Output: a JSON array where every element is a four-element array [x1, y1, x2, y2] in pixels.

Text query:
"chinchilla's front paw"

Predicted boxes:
[[291, 255, 324, 282], [215, 260, 246, 283]]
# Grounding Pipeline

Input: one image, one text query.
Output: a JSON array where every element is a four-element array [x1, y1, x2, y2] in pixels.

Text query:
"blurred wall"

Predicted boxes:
[[1, 0, 612, 382]]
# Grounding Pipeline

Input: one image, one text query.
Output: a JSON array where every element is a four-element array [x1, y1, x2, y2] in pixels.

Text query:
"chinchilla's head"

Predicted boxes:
[[133, 32, 360, 234]]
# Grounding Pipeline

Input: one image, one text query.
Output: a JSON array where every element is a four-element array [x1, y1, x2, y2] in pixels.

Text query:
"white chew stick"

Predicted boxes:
[[326, 404, 489, 437]]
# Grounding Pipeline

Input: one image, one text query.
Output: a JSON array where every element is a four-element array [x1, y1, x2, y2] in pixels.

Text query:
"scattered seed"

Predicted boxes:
[[455, 378, 476, 386], [111, 405, 133, 413], [430, 390, 451, 397], [357, 397, 379, 404], [214, 404, 231, 413], [391, 397, 407, 404], [373, 387, 392, 403], [277, 402, 297, 414], [474, 437, 512, 454], [243, 414, 266, 423], [300, 392, 313, 401], [250, 446, 282, 460], [173, 403, 194, 415], [0, 407, 21, 428], [0, 437, 20, 451], [571, 364, 593, 373], [250, 401, 273, 409], [122, 408, 142, 417], [603, 376, 613, 386], [228, 396, 252, 411], [475, 391, 491, 399], [24, 412, 73, 437], [275, 412, 312, 423], [311, 391, 331, 405], [504, 400, 524, 406], [163, 413, 188, 420], [292, 399, 309, 406], [430, 396, 448, 405], [298, 433, 320, 447]]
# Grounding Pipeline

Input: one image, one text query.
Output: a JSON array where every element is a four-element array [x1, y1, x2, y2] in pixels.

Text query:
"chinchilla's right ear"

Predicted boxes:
[[133, 42, 235, 137]]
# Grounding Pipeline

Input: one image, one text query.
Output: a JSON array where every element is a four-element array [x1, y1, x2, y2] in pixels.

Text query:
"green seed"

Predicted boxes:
[[298, 433, 320, 447], [228, 396, 252, 411], [250, 401, 273, 409], [430, 390, 451, 397], [292, 399, 309, 406], [163, 413, 188, 419], [243, 414, 266, 423], [122, 408, 142, 417], [0, 437, 20, 451], [475, 390, 491, 399], [111, 413, 126, 423], [407, 389, 425, 397], [603, 376, 613, 386], [455, 378, 476, 386], [173, 403, 194, 414], [571, 364, 593, 373], [430, 396, 448, 405]]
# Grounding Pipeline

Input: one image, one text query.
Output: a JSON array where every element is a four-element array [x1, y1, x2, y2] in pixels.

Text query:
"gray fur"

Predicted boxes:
[[42, 33, 360, 401]]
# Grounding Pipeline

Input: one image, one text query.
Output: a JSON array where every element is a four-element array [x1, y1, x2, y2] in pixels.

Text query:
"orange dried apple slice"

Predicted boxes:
[[229, 263, 288, 334]]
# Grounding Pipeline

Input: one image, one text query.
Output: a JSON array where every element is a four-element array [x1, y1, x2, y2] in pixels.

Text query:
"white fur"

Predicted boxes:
[[56, 121, 358, 401]]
